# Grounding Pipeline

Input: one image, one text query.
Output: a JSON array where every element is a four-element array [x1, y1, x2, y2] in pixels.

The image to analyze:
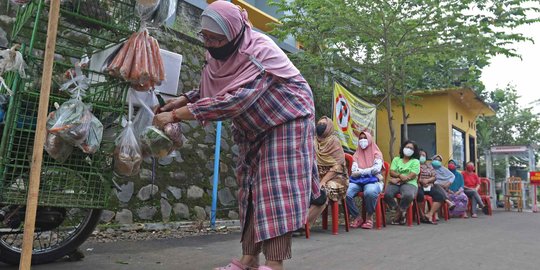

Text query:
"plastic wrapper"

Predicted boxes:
[[79, 115, 103, 154], [153, 0, 177, 25], [107, 29, 164, 91], [47, 99, 93, 146], [136, 0, 161, 22], [163, 122, 184, 148], [44, 132, 73, 163], [114, 123, 142, 176], [0, 45, 27, 84], [139, 126, 173, 158]]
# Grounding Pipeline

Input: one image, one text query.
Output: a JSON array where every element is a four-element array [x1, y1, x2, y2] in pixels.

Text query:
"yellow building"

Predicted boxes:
[[376, 88, 495, 169]]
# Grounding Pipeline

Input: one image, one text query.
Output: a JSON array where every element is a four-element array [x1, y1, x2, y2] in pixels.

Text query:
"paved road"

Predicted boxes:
[[2, 210, 540, 270]]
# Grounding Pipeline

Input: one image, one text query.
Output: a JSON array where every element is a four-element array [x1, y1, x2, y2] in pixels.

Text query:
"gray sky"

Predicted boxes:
[[480, 21, 540, 112]]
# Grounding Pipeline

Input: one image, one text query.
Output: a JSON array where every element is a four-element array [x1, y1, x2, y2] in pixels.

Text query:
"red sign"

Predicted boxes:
[[530, 172, 540, 185]]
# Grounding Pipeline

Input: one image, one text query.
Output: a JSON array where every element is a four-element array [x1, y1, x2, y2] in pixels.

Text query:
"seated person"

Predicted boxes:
[[384, 140, 420, 225], [462, 162, 489, 217], [307, 116, 348, 225], [447, 159, 469, 217], [346, 131, 384, 229], [416, 151, 450, 224]]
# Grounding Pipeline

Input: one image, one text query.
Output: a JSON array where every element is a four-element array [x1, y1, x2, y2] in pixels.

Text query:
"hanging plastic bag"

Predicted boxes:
[[80, 115, 103, 154], [0, 44, 27, 78], [136, 0, 161, 22], [46, 99, 93, 146], [139, 125, 173, 158], [44, 133, 73, 163], [163, 121, 184, 148], [153, 0, 177, 26], [114, 97, 142, 176]]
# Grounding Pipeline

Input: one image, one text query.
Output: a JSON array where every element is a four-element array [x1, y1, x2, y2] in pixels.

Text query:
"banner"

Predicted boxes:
[[332, 81, 377, 152], [530, 171, 540, 185]]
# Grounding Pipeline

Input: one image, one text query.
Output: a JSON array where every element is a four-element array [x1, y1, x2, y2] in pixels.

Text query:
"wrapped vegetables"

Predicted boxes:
[[139, 126, 173, 158], [163, 122, 184, 148], [44, 133, 73, 163], [80, 115, 104, 154], [46, 99, 93, 146], [114, 123, 142, 176], [107, 29, 165, 91]]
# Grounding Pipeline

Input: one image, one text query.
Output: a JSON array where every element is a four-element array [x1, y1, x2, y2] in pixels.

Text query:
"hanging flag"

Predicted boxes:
[[332, 81, 377, 152]]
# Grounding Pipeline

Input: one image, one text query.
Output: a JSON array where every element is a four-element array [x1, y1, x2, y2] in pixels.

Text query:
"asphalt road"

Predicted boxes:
[[2, 210, 539, 270]]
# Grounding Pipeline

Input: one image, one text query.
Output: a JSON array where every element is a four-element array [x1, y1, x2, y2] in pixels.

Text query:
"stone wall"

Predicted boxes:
[[0, 1, 240, 224]]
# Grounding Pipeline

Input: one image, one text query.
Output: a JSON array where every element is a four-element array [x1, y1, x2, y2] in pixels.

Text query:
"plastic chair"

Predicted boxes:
[[479, 177, 493, 216], [357, 161, 389, 229], [305, 154, 351, 238]]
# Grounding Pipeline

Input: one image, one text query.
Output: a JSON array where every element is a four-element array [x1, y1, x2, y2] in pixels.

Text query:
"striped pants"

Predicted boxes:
[[242, 196, 292, 261]]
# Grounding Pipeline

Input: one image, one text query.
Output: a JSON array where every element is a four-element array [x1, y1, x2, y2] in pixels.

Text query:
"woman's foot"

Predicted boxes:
[[350, 217, 364, 228], [420, 215, 437, 225], [448, 201, 456, 211], [214, 258, 248, 270], [361, 219, 373, 229], [482, 205, 490, 215], [471, 214, 478, 218]]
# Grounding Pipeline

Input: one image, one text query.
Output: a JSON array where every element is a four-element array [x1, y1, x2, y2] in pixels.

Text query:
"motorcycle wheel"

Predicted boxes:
[[0, 208, 101, 265]]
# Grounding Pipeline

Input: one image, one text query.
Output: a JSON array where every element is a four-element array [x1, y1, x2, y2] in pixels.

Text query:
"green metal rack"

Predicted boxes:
[[0, 0, 138, 208]]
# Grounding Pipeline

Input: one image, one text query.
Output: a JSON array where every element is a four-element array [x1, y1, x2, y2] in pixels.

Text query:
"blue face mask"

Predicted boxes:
[[432, 160, 442, 168], [419, 156, 426, 164]]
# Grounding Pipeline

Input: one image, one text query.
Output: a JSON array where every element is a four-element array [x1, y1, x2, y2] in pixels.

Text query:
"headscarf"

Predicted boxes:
[[315, 116, 345, 167], [432, 154, 455, 183], [353, 131, 383, 169], [199, 1, 300, 99], [448, 159, 464, 192]]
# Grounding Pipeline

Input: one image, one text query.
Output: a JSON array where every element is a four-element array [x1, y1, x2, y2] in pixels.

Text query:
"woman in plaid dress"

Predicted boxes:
[[153, 2, 320, 270]]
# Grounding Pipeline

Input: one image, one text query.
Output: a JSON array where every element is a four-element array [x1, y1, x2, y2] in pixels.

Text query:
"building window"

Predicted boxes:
[[456, 112, 458, 120], [402, 123, 437, 157], [460, 115, 463, 123], [469, 136, 476, 165], [452, 127, 466, 168]]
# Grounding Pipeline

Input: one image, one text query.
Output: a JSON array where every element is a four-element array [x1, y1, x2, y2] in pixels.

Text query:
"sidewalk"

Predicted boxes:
[[2, 210, 539, 270]]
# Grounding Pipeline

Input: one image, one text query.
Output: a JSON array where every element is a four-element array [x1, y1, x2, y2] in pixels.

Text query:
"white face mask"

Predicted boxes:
[[403, 147, 414, 157], [358, 139, 369, 149]]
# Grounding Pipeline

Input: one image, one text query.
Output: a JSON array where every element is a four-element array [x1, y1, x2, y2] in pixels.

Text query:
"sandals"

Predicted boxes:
[[391, 212, 406, 225], [482, 205, 490, 215], [361, 219, 373, 229], [448, 202, 456, 211], [421, 216, 437, 225], [350, 218, 364, 228], [214, 259, 248, 270]]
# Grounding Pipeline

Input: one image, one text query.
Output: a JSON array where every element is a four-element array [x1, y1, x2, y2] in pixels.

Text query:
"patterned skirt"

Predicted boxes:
[[318, 165, 349, 201]]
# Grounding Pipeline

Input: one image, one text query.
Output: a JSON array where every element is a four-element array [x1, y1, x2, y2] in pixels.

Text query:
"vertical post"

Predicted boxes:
[[485, 150, 496, 208], [211, 121, 222, 229], [20, 0, 61, 268]]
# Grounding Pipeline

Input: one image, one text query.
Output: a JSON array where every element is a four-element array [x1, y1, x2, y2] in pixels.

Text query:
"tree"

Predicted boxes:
[[272, 0, 539, 159]]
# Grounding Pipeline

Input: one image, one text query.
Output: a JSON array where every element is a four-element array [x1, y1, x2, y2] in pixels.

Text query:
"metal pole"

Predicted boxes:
[[210, 121, 222, 229], [20, 0, 61, 268]]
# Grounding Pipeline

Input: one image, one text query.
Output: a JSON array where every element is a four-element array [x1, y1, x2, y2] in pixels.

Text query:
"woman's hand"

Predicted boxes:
[[389, 177, 400, 185], [153, 111, 174, 129], [158, 96, 188, 113], [399, 174, 408, 182]]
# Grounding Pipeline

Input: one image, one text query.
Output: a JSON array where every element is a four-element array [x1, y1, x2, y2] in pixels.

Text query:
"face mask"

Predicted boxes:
[[432, 160, 442, 168], [466, 164, 475, 172], [316, 124, 327, 137], [419, 156, 426, 164], [448, 164, 456, 170], [206, 25, 245, 60], [358, 139, 369, 149], [403, 147, 414, 157]]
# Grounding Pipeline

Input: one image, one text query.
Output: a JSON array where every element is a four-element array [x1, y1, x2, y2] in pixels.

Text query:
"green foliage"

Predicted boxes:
[[477, 85, 540, 152], [271, 0, 539, 157]]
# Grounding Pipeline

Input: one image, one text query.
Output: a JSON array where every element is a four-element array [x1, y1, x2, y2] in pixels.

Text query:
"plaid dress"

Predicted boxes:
[[186, 74, 320, 242]]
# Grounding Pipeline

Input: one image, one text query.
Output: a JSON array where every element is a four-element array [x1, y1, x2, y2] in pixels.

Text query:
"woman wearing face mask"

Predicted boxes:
[[309, 116, 347, 223], [153, 2, 320, 270], [416, 150, 448, 224], [429, 154, 456, 222], [346, 131, 384, 229], [447, 159, 469, 218], [462, 161, 489, 218], [384, 140, 420, 225]]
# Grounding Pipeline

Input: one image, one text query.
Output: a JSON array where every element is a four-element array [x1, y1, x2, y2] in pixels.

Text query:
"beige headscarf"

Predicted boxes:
[[315, 116, 345, 167]]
